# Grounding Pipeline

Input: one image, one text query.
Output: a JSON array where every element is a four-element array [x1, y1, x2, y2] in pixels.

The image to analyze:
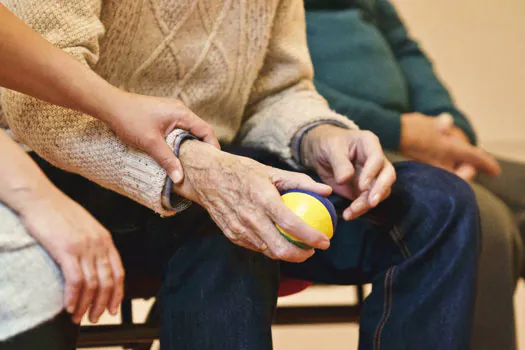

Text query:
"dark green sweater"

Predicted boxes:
[[305, 0, 477, 150]]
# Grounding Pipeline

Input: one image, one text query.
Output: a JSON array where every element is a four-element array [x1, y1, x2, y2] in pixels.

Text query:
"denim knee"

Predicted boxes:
[[392, 161, 480, 251]]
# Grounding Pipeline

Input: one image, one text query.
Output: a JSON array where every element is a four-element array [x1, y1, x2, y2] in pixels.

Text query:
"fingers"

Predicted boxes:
[[452, 144, 501, 177], [454, 163, 477, 182], [368, 160, 396, 207], [271, 169, 332, 197], [256, 216, 315, 263], [326, 150, 355, 185], [351, 131, 384, 190], [343, 191, 370, 220], [89, 257, 113, 323], [266, 198, 330, 251], [108, 249, 125, 316], [358, 152, 386, 192], [167, 111, 220, 149], [73, 258, 98, 324], [60, 258, 83, 315], [435, 113, 454, 133]]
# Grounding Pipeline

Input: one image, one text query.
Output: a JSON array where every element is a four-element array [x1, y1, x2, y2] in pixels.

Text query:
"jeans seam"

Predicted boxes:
[[373, 266, 396, 350], [389, 225, 412, 259]]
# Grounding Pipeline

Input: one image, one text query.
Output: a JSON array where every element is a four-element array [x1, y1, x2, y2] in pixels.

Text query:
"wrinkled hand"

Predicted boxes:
[[17, 186, 124, 324], [302, 125, 396, 220], [173, 141, 333, 263], [103, 92, 220, 184], [401, 113, 500, 181]]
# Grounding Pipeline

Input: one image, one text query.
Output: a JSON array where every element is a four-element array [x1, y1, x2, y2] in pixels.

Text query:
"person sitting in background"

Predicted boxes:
[[304, 0, 525, 349], [2, 0, 481, 349], [0, 4, 218, 348]]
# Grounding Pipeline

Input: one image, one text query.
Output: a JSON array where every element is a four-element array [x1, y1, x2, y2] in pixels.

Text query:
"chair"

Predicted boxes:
[[77, 276, 364, 349]]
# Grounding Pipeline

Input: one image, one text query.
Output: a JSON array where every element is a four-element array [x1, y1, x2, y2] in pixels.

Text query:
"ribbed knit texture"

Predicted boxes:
[[1, 0, 357, 216]]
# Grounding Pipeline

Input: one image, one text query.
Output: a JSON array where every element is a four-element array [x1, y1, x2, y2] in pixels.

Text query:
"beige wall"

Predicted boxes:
[[391, 0, 525, 154]]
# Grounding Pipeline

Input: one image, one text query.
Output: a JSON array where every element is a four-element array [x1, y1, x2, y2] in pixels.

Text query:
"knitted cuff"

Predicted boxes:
[[291, 120, 354, 166], [161, 131, 198, 211]]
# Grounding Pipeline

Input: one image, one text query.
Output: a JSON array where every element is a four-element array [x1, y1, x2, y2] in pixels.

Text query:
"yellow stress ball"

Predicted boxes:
[[276, 190, 337, 250]]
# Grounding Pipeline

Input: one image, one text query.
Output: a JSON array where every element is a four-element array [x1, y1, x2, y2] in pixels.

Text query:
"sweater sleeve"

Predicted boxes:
[[1, 0, 185, 216], [238, 0, 358, 167], [375, 0, 477, 145], [313, 78, 402, 151]]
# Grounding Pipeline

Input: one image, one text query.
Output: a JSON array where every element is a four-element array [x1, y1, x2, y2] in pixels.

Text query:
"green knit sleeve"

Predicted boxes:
[[375, 0, 477, 145], [314, 79, 402, 151]]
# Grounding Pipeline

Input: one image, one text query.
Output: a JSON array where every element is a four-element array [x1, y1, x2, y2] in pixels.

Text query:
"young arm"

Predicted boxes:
[[0, 4, 218, 186]]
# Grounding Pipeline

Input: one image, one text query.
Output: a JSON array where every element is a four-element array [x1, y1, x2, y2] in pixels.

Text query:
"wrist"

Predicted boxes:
[[399, 114, 417, 152], [85, 85, 129, 126]]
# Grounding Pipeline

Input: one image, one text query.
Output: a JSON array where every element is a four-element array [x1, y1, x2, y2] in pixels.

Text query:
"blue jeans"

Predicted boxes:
[[32, 150, 479, 350]]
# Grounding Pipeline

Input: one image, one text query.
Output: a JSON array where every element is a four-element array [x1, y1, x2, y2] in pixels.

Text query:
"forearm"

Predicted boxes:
[[376, 0, 477, 144], [0, 4, 122, 124], [0, 130, 58, 214]]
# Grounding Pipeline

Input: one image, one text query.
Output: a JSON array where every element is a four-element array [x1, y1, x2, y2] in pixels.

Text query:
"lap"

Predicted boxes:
[[0, 203, 64, 341]]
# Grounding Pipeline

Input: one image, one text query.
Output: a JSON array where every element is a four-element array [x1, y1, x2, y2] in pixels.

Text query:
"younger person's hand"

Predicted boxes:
[[102, 93, 220, 184], [16, 184, 124, 324]]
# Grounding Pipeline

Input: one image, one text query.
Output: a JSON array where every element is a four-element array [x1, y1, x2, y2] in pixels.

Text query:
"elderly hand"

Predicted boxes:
[[401, 113, 500, 181], [301, 125, 396, 221], [103, 92, 220, 184], [16, 185, 124, 324], [172, 141, 333, 263]]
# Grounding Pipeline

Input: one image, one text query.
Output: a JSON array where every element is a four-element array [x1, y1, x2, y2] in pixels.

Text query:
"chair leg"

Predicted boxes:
[[121, 298, 134, 324], [121, 299, 135, 349], [131, 299, 161, 350], [356, 285, 365, 308]]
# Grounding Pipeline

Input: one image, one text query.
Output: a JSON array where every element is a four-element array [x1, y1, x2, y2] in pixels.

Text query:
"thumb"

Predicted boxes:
[[148, 139, 185, 184], [272, 169, 332, 197], [435, 113, 454, 134]]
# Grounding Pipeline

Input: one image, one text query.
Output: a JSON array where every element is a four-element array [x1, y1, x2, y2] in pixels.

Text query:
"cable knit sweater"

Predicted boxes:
[[1, 0, 357, 216]]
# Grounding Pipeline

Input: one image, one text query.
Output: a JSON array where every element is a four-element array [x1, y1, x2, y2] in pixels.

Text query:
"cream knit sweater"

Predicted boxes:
[[1, 0, 357, 216]]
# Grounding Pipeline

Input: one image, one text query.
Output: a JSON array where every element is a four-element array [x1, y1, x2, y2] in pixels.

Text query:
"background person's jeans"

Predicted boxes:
[[31, 149, 479, 350]]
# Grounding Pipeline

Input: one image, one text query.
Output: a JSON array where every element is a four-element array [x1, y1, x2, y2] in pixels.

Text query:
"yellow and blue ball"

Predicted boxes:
[[277, 190, 337, 250]]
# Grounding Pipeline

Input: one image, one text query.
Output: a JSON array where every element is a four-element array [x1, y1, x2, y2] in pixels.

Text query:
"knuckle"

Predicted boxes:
[[69, 276, 83, 288], [101, 279, 114, 290], [64, 240, 81, 255], [273, 245, 291, 260], [276, 216, 298, 233], [114, 270, 125, 284], [85, 278, 98, 291], [364, 130, 379, 142]]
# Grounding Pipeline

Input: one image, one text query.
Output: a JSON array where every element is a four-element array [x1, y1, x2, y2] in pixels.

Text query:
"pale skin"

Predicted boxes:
[[174, 125, 396, 262], [0, 4, 218, 324], [1, 2, 397, 322], [400, 113, 501, 181]]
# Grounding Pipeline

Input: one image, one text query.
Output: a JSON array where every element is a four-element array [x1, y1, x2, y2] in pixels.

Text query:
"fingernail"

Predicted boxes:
[[111, 307, 118, 315], [362, 178, 371, 190], [319, 239, 330, 250], [371, 194, 380, 206], [170, 170, 183, 184], [66, 305, 74, 314]]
